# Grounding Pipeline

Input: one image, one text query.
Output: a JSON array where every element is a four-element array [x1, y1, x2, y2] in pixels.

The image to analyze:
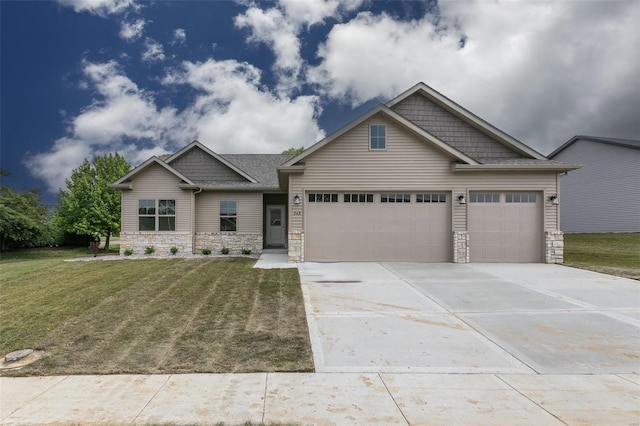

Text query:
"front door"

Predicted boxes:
[[266, 205, 286, 247]]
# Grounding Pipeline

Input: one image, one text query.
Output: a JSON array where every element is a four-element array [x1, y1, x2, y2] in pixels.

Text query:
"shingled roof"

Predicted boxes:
[[548, 135, 640, 158]]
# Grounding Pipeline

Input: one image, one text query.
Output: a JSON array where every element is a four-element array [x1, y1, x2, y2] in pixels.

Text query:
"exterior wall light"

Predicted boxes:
[[293, 194, 301, 205], [548, 194, 559, 205], [457, 194, 466, 205]]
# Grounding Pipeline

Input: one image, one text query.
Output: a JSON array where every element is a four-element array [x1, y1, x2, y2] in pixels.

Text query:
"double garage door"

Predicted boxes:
[[305, 191, 542, 263], [306, 192, 451, 262]]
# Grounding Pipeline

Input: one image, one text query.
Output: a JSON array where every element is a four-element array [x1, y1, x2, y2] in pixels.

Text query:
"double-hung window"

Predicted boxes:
[[158, 200, 176, 231], [220, 200, 237, 232], [370, 124, 386, 150], [138, 200, 156, 231], [139, 199, 176, 231]]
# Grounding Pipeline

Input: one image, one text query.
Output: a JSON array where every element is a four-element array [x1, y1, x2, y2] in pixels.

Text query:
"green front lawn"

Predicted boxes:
[[0, 257, 314, 376], [564, 233, 640, 280]]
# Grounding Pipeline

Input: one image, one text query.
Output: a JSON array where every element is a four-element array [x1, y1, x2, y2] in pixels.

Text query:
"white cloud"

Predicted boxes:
[[142, 38, 166, 62], [57, 0, 138, 16], [163, 58, 325, 153], [235, 7, 302, 89], [24, 138, 92, 192], [307, 1, 640, 153], [119, 19, 146, 42], [172, 28, 186, 45], [26, 58, 325, 192], [233, 0, 364, 91]]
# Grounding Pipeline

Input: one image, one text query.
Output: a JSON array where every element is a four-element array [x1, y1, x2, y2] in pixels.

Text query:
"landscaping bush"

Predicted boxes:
[[221, 247, 230, 255], [170, 246, 179, 255], [144, 246, 155, 255], [202, 248, 212, 255]]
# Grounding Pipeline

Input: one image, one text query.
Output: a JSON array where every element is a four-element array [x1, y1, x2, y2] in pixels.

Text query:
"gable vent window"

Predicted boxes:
[[220, 200, 237, 232], [381, 193, 411, 203], [470, 193, 500, 203], [344, 193, 374, 203], [139, 199, 175, 231], [308, 193, 338, 203], [417, 193, 447, 203], [370, 124, 386, 150]]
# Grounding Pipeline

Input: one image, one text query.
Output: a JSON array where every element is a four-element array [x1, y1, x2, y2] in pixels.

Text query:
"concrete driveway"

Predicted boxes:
[[298, 262, 640, 374]]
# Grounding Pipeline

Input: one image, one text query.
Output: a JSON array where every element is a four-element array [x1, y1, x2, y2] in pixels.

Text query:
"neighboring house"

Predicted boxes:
[[548, 135, 640, 233], [112, 82, 579, 263]]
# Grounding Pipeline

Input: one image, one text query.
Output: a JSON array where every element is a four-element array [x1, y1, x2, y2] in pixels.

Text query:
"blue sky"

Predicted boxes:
[[2, 0, 639, 206]]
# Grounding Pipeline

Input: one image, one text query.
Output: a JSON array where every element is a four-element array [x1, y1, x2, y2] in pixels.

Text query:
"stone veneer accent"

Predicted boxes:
[[195, 233, 262, 255], [545, 230, 564, 264], [288, 231, 304, 262], [452, 231, 470, 263], [120, 231, 192, 256]]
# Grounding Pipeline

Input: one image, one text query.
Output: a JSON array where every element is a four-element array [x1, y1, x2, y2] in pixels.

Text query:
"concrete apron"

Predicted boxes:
[[298, 262, 639, 375]]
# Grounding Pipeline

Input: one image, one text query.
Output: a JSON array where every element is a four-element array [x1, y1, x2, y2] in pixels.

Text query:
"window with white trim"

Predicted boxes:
[[138, 199, 175, 231], [344, 193, 374, 203], [369, 124, 386, 150], [381, 193, 411, 203], [308, 193, 338, 203], [416, 193, 447, 203], [220, 200, 237, 232]]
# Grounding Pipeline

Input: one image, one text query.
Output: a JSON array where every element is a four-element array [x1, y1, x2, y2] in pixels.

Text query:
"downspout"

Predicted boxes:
[[192, 187, 202, 254]]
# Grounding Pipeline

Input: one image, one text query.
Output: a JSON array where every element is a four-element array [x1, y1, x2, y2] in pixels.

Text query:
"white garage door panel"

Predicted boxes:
[[469, 193, 542, 263], [306, 193, 451, 262]]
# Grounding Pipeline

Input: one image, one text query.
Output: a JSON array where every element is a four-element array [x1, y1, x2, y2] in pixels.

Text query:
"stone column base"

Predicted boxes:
[[545, 231, 564, 264], [288, 231, 304, 262], [453, 231, 470, 263]]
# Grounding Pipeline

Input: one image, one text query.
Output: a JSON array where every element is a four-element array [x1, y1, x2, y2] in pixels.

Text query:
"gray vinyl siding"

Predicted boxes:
[[121, 164, 192, 232], [553, 140, 640, 233], [169, 147, 248, 183], [196, 192, 263, 233], [391, 93, 524, 160], [288, 114, 558, 232]]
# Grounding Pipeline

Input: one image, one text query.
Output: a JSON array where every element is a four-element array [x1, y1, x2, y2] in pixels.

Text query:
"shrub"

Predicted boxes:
[[144, 246, 155, 255], [242, 249, 252, 255], [221, 247, 230, 255], [170, 246, 179, 255], [124, 248, 133, 256], [202, 248, 212, 255]]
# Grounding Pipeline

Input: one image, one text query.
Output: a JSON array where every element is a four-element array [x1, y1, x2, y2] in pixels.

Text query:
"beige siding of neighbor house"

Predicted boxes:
[[121, 164, 193, 232], [288, 114, 559, 232], [195, 192, 263, 233]]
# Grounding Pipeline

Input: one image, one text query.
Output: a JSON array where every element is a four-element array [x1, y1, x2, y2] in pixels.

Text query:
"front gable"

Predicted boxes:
[[166, 140, 257, 184], [169, 145, 250, 184], [390, 92, 523, 160]]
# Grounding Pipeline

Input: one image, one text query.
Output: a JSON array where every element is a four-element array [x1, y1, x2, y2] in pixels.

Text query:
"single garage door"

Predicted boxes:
[[468, 192, 542, 262], [305, 192, 451, 262]]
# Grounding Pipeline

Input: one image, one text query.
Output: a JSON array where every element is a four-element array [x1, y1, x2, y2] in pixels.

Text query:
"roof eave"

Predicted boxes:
[[110, 183, 132, 190], [452, 163, 582, 172]]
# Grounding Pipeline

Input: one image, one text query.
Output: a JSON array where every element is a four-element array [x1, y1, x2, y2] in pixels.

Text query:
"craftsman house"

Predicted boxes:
[[111, 82, 579, 263]]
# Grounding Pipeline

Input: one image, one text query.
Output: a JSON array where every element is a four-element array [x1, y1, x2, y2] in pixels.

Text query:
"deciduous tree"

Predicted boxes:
[[55, 153, 130, 251]]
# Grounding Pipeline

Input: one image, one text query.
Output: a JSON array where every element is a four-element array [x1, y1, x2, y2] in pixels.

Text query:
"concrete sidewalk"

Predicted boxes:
[[2, 372, 638, 425]]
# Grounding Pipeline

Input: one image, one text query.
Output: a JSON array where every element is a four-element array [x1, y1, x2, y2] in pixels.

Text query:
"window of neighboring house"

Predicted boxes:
[[344, 193, 374, 203], [381, 193, 411, 203], [308, 193, 338, 203], [220, 200, 237, 232], [416, 193, 447, 203], [138, 199, 156, 231], [505, 193, 537, 203], [470, 193, 500, 203], [370, 124, 386, 150], [158, 199, 176, 231], [139, 199, 176, 231]]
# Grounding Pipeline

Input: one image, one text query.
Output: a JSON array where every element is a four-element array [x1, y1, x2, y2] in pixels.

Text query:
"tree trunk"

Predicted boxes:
[[103, 232, 111, 252]]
